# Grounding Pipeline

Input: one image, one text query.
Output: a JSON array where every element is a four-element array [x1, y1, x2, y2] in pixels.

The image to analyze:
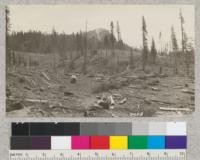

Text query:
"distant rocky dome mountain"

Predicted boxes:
[[87, 28, 110, 41]]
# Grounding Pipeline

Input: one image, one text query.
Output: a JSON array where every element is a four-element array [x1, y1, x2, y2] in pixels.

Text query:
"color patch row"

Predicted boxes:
[[12, 122, 186, 136], [11, 136, 187, 150]]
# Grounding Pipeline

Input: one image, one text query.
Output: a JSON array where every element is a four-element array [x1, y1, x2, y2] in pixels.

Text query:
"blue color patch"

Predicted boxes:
[[148, 136, 165, 149]]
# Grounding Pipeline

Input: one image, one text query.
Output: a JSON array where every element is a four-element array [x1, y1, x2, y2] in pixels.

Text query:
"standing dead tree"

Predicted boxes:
[[180, 9, 185, 55], [69, 33, 75, 70], [116, 21, 122, 44], [142, 16, 148, 72], [116, 21, 121, 69], [116, 21, 124, 50], [110, 21, 115, 56], [158, 32, 164, 55], [58, 32, 67, 69], [179, 9, 190, 75], [6, 6, 12, 70], [104, 35, 109, 58], [82, 21, 88, 74], [129, 48, 134, 69], [51, 28, 57, 70], [171, 26, 179, 74]]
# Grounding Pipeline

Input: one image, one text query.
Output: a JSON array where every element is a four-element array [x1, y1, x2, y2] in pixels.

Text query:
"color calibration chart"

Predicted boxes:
[[10, 122, 187, 160]]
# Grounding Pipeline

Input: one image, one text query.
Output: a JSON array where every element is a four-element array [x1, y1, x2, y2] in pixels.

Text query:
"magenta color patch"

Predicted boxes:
[[71, 136, 90, 149]]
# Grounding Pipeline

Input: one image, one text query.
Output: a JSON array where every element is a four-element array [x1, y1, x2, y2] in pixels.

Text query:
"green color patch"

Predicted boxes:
[[128, 136, 148, 149]]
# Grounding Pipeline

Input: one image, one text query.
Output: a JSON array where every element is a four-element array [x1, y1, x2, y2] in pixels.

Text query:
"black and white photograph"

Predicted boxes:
[[6, 5, 195, 117]]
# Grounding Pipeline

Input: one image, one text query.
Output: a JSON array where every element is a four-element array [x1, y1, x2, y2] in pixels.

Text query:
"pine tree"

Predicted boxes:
[[142, 16, 148, 71], [150, 38, 157, 64], [171, 27, 179, 51]]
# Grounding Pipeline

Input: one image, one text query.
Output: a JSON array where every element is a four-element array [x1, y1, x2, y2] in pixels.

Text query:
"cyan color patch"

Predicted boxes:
[[148, 136, 165, 149]]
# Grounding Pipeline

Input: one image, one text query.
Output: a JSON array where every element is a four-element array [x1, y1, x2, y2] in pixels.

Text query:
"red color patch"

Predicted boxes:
[[90, 136, 109, 149]]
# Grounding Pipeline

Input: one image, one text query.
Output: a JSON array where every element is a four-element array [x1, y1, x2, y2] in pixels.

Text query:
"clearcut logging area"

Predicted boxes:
[[6, 50, 194, 117]]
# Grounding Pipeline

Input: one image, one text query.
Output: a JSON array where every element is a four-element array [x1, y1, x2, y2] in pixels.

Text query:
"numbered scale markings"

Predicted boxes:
[[9, 150, 186, 160]]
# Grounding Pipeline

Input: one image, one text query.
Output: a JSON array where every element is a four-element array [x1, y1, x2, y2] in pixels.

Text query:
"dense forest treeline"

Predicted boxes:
[[8, 27, 128, 55]]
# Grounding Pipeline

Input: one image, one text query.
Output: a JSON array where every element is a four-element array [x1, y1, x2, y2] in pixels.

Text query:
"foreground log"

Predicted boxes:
[[7, 97, 49, 103], [182, 89, 194, 95], [160, 107, 191, 112], [151, 99, 176, 105], [119, 98, 127, 105], [41, 72, 50, 81]]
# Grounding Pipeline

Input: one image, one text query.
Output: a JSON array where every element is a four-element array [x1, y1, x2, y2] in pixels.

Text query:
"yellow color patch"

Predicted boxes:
[[109, 136, 128, 149]]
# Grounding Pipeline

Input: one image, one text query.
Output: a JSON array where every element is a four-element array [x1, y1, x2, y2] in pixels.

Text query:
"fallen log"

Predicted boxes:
[[7, 97, 49, 103], [129, 85, 141, 89], [132, 95, 146, 100], [123, 73, 167, 80], [132, 96, 174, 105], [147, 80, 160, 86], [64, 91, 74, 96], [41, 78, 52, 87], [173, 86, 182, 89], [182, 89, 194, 95], [159, 73, 168, 78], [24, 86, 31, 90], [29, 78, 37, 86], [119, 98, 127, 105], [151, 99, 175, 105], [160, 107, 191, 112], [41, 72, 50, 81], [151, 87, 161, 91], [121, 75, 138, 79]]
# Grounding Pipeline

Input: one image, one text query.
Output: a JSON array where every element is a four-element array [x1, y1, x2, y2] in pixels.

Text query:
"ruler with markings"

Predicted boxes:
[[9, 150, 186, 160]]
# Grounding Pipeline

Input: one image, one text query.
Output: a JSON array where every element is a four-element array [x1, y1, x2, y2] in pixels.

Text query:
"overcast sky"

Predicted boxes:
[[9, 5, 194, 48]]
